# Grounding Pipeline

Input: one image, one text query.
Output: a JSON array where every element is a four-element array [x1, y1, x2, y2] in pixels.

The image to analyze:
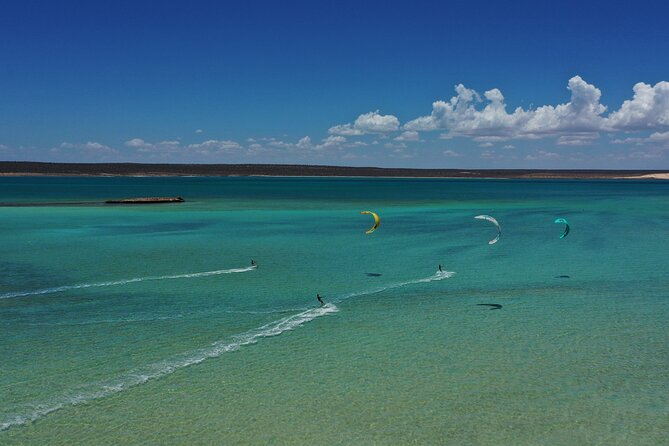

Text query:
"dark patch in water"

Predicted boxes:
[[477, 303, 502, 310], [0, 261, 62, 289], [555, 275, 570, 279], [93, 221, 211, 235], [366, 273, 382, 277]]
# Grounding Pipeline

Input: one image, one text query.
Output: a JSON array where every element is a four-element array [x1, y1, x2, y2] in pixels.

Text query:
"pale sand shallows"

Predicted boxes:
[[616, 173, 669, 179]]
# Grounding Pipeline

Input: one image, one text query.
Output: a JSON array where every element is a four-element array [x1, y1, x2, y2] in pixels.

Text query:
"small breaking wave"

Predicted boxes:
[[0, 269, 454, 431], [0, 266, 256, 300]]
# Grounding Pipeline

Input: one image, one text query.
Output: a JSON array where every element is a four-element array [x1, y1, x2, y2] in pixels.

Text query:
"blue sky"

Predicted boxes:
[[1, 0, 668, 168]]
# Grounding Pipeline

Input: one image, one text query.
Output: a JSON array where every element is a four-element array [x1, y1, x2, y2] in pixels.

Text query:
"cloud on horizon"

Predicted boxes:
[[2, 76, 668, 167], [401, 76, 669, 141], [329, 110, 400, 136], [124, 138, 243, 156], [51, 141, 118, 159]]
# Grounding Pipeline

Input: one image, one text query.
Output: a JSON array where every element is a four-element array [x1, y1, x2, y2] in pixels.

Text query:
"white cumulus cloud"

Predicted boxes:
[[124, 138, 150, 149], [124, 138, 242, 155], [404, 76, 609, 140], [394, 130, 420, 141], [60, 141, 117, 154], [608, 81, 669, 131], [187, 140, 242, 154], [396, 76, 669, 150], [612, 131, 669, 149], [329, 110, 400, 135], [296, 136, 312, 149], [262, 135, 353, 153], [556, 134, 600, 146]]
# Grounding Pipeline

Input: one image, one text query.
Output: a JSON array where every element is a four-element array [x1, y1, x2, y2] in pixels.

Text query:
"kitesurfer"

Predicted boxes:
[[438, 264, 443, 272], [316, 293, 324, 306], [251, 259, 256, 267]]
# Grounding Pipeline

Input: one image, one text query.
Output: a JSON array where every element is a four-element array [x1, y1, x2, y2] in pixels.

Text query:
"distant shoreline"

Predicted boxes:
[[0, 161, 668, 180]]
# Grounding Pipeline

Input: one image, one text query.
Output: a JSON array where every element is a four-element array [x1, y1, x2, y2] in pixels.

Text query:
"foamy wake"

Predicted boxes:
[[0, 304, 338, 431], [0, 269, 454, 431], [0, 266, 257, 300], [335, 269, 455, 303]]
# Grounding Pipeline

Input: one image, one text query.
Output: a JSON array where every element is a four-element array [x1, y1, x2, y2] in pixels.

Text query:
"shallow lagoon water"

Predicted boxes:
[[1, 177, 667, 444]]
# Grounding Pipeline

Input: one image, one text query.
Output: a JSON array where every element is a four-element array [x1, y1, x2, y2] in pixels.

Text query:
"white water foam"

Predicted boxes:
[[0, 269, 454, 431], [0, 266, 256, 300], [335, 269, 455, 303], [0, 304, 339, 431]]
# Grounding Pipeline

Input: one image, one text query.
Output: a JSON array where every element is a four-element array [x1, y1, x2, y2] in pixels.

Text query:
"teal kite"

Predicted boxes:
[[554, 218, 570, 239]]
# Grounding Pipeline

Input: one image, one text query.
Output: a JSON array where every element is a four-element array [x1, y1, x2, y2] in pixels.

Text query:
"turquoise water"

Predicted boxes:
[[1, 177, 667, 445]]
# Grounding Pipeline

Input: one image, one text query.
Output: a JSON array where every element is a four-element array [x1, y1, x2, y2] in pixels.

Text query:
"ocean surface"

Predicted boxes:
[[0, 176, 667, 445]]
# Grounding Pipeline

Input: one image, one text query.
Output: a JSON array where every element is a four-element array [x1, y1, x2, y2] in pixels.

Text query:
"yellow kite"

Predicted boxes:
[[360, 211, 381, 234]]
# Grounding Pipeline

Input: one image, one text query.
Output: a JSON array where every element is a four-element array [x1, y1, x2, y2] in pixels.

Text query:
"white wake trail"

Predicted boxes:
[[335, 269, 455, 303], [0, 269, 454, 431], [0, 266, 256, 300], [0, 304, 339, 431]]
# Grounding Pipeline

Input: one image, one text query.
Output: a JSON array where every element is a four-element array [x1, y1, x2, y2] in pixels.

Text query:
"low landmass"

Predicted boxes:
[[0, 161, 668, 179]]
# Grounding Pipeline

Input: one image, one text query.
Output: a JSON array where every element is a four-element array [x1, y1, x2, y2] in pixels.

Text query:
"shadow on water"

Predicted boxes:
[[555, 275, 571, 279], [365, 273, 382, 277], [477, 303, 502, 310]]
